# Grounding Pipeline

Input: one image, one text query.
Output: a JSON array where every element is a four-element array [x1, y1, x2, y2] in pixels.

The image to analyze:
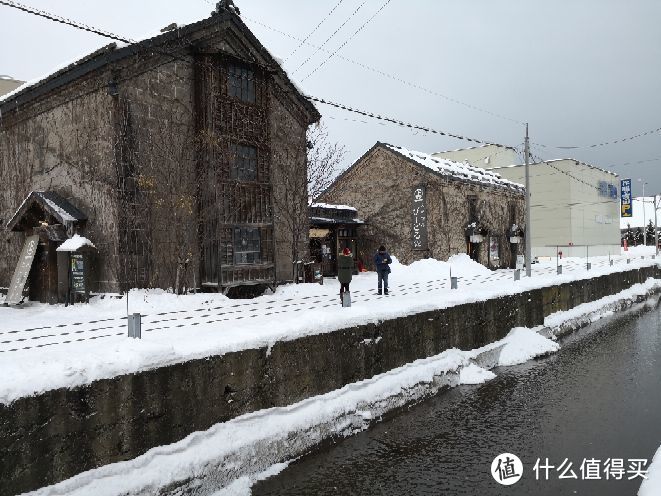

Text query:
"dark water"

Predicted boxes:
[[253, 303, 661, 496]]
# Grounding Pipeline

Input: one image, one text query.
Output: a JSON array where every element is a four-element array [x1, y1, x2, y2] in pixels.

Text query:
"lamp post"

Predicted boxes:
[[638, 179, 648, 245]]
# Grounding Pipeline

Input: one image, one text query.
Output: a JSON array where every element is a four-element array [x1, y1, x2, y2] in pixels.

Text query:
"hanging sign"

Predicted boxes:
[[411, 185, 428, 250], [6, 235, 39, 305], [621, 178, 632, 218]]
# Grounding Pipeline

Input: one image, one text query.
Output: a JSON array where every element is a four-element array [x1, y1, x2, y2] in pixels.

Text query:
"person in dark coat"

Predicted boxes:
[[374, 245, 392, 295], [337, 247, 354, 304]]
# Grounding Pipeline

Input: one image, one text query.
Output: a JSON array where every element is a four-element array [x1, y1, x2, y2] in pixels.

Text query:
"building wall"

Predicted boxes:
[[0, 77, 24, 97], [320, 146, 525, 269], [0, 70, 121, 291], [433, 144, 519, 169], [1, 23, 316, 294], [494, 160, 620, 258], [270, 89, 309, 283]]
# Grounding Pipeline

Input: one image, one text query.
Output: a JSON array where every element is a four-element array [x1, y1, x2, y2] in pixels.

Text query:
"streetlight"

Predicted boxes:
[[638, 179, 648, 245]]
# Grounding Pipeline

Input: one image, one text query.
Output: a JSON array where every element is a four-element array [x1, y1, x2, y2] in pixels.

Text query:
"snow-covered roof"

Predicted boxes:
[[6, 191, 87, 232], [384, 144, 525, 192], [310, 202, 357, 212], [56, 234, 96, 252]]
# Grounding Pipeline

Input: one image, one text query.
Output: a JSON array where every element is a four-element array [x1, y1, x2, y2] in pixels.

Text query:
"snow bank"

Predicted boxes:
[[639, 444, 661, 496], [498, 327, 560, 366], [22, 277, 660, 495], [459, 363, 496, 384]]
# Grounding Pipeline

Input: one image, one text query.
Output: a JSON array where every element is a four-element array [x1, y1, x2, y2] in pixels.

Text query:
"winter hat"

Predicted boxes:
[[342, 247, 351, 255], [378, 245, 386, 252]]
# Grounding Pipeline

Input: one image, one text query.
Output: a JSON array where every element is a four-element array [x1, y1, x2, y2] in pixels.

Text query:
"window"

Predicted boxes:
[[227, 64, 255, 103], [234, 227, 261, 265], [468, 196, 478, 222], [230, 144, 257, 181]]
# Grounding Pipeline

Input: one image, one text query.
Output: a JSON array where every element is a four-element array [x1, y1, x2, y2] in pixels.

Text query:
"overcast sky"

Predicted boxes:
[[2, 0, 661, 195]]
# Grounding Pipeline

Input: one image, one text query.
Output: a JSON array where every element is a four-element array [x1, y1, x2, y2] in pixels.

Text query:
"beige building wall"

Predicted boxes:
[[0, 76, 24, 97], [492, 160, 620, 258], [433, 144, 519, 169]]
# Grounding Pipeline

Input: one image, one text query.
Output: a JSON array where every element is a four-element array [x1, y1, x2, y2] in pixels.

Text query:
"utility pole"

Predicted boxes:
[[524, 123, 532, 277], [655, 193, 659, 257], [640, 180, 648, 245]]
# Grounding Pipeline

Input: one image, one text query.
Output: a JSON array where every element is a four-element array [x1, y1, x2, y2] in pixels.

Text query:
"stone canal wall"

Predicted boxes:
[[1, 266, 660, 495]]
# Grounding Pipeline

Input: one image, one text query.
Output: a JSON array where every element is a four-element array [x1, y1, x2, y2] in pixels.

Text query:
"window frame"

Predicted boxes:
[[233, 227, 261, 265]]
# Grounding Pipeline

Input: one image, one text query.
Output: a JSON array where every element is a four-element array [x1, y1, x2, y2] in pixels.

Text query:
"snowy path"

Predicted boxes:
[[0, 248, 658, 403]]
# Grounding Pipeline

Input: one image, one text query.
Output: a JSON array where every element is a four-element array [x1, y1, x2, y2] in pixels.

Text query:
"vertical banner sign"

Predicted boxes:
[[620, 178, 632, 218], [412, 185, 428, 250], [6, 235, 39, 305], [70, 253, 86, 294]]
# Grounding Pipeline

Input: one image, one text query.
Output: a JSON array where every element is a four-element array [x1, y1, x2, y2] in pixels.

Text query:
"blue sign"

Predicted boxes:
[[621, 178, 632, 218]]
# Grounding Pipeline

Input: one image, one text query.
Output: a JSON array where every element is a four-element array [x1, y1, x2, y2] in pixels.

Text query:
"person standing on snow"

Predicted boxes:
[[337, 247, 354, 304], [374, 245, 392, 295]]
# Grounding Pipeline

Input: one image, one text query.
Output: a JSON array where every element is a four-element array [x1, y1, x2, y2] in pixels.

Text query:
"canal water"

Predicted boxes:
[[252, 301, 661, 495]]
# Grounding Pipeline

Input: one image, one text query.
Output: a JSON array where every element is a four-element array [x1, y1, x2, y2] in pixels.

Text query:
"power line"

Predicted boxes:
[[2, 1, 510, 149], [0, 0, 133, 43], [242, 15, 524, 125], [290, 0, 369, 74], [533, 126, 661, 150], [306, 95, 506, 146], [284, 0, 345, 61], [301, 0, 393, 82]]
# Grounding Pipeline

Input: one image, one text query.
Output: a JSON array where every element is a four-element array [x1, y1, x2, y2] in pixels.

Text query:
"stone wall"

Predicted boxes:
[[320, 145, 526, 269], [1, 265, 658, 495]]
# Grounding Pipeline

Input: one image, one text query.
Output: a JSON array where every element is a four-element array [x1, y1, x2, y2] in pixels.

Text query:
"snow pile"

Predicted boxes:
[[56, 234, 96, 252], [385, 143, 525, 191], [639, 445, 661, 496], [389, 253, 491, 284], [210, 462, 292, 496], [498, 327, 560, 366], [459, 363, 496, 384]]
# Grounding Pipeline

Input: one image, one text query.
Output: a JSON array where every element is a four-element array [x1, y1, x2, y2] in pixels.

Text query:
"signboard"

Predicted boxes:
[[411, 185, 428, 250], [621, 178, 632, 218], [6, 235, 39, 305], [70, 253, 86, 294]]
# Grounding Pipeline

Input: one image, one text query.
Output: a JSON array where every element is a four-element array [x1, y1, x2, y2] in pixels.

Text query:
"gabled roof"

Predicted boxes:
[[0, 10, 319, 123], [6, 191, 87, 232], [322, 142, 525, 198]]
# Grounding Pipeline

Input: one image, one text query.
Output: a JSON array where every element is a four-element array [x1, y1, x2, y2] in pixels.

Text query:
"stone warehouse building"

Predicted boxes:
[[318, 143, 526, 269], [0, 4, 320, 300]]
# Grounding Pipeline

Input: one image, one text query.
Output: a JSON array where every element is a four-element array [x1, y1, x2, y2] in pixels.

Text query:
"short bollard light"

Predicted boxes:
[[128, 313, 142, 339], [610, 259, 614, 266], [586, 262, 592, 270], [342, 291, 351, 308], [451, 277, 458, 289], [557, 265, 563, 275], [627, 259, 631, 264], [514, 269, 520, 281], [642, 256, 645, 260]]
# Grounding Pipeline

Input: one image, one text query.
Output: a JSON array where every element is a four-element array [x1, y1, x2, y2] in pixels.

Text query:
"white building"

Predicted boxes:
[[0, 75, 24, 97], [433, 144, 520, 170], [489, 159, 621, 258]]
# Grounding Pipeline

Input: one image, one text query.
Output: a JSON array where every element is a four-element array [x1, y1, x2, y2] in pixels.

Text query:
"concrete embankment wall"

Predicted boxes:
[[1, 266, 659, 495]]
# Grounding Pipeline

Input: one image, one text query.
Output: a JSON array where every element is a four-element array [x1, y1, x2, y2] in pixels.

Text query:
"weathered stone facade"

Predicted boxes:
[[319, 143, 526, 269], [0, 9, 319, 296]]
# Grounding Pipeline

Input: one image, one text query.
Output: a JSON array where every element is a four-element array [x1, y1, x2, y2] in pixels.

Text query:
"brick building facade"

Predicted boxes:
[[0, 6, 320, 300], [318, 142, 526, 270]]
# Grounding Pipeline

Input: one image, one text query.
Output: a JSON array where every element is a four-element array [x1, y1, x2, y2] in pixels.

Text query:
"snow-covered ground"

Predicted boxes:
[[22, 278, 658, 496], [639, 444, 661, 495], [0, 247, 658, 404]]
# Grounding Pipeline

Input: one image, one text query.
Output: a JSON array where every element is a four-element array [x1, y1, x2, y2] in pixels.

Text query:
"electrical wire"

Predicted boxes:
[[284, 0, 345, 61], [290, 0, 369, 74], [0, 0, 133, 43], [533, 126, 661, 150], [300, 0, 393, 82]]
